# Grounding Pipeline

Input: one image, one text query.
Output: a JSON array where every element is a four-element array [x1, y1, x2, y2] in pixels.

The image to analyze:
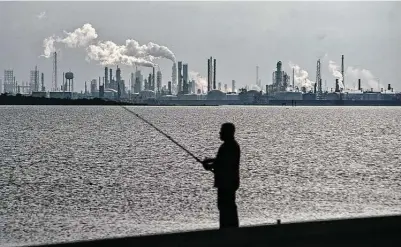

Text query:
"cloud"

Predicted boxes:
[[36, 11, 47, 20]]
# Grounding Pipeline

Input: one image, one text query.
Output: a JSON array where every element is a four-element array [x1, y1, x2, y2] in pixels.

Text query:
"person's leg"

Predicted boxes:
[[218, 189, 228, 228], [227, 190, 239, 227], [218, 189, 239, 228]]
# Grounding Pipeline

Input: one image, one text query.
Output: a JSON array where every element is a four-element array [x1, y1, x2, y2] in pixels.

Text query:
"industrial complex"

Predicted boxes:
[[2, 52, 400, 106]]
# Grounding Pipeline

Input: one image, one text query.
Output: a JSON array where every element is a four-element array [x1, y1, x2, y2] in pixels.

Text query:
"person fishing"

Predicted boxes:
[[121, 107, 241, 228], [202, 122, 241, 229]]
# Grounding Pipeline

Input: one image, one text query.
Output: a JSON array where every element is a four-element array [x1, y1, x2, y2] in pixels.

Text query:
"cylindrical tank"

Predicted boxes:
[[65, 72, 74, 80]]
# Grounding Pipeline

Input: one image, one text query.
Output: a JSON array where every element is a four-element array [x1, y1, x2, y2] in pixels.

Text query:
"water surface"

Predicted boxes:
[[1, 106, 400, 246]]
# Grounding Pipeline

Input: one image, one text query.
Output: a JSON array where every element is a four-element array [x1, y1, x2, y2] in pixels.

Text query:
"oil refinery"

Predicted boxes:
[[2, 53, 400, 106]]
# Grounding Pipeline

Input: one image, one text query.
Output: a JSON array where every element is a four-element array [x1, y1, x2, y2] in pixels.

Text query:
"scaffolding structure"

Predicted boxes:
[[4, 70, 15, 94], [316, 59, 325, 100]]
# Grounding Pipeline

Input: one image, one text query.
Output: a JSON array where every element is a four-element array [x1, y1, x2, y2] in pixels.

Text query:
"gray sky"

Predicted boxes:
[[1, 1, 400, 92]]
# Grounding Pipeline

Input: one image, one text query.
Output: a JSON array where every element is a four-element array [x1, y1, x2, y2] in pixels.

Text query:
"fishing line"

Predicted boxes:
[[121, 106, 202, 164]]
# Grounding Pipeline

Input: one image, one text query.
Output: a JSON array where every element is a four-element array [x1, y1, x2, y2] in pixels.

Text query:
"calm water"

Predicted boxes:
[[1, 105, 400, 246]]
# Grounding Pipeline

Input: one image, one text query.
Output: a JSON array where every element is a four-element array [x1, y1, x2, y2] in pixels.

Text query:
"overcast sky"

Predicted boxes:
[[1, 1, 400, 93]]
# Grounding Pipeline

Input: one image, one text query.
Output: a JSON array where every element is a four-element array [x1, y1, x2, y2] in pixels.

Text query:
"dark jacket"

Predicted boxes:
[[213, 139, 240, 190]]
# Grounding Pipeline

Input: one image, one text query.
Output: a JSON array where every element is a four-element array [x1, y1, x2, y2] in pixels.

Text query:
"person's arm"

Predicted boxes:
[[202, 158, 216, 171]]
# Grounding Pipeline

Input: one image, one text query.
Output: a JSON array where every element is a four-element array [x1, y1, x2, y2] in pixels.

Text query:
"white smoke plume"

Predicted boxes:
[[346, 67, 384, 91], [289, 62, 315, 91], [86, 40, 155, 67], [41, 23, 98, 58], [249, 85, 261, 91], [189, 71, 207, 93], [41, 36, 56, 58], [41, 23, 176, 68], [58, 23, 98, 48], [328, 60, 344, 89]]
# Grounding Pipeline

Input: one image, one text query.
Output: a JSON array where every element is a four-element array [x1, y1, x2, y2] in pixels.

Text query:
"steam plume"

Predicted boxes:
[[41, 23, 98, 58], [346, 67, 384, 90], [59, 23, 98, 48], [250, 85, 261, 91], [328, 60, 344, 89], [86, 40, 156, 67], [41, 36, 56, 58], [126, 40, 176, 62], [289, 62, 315, 91], [189, 71, 207, 93], [41, 23, 176, 68]]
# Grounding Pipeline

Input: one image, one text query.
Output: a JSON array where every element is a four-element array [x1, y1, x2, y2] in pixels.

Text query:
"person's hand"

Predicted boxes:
[[202, 157, 214, 164], [202, 157, 214, 170]]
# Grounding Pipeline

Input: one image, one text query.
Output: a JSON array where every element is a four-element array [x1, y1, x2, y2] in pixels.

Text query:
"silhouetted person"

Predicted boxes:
[[202, 123, 240, 229]]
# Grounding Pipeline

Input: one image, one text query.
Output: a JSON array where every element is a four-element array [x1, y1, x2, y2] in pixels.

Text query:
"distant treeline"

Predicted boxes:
[[0, 94, 144, 106]]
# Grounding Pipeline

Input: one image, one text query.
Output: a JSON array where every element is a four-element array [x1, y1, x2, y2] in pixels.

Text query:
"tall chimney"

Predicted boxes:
[[62, 72, 65, 91], [358, 79, 361, 91], [388, 84, 391, 91], [41, 73, 45, 92], [341, 55, 345, 89], [105, 67, 108, 87], [152, 66, 155, 91], [207, 58, 211, 92], [109, 68, 112, 86], [148, 73, 152, 91], [313, 82, 317, 93], [213, 59, 216, 90]]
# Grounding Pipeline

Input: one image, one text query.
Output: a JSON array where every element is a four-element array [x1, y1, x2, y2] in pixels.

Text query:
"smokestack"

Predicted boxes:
[[314, 82, 317, 94], [148, 73, 152, 91], [62, 72, 65, 91], [266, 85, 268, 94], [207, 58, 211, 92], [341, 55, 344, 89], [358, 79, 361, 91], [105, 67, 108, 87], [41, 73, 45, 92], [213, 59, 216, 90], [152, 66, 155, 91], [168, 81, 172, 95], [335, 79, 340, 92], [388, 84, 391, 91], [109, 68, 112, 86]]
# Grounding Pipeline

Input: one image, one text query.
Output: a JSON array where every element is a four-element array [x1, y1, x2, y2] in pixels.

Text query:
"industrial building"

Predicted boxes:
[[3, 70, 15, 94], [2, 51, 400, 106], [270, 61, 290, 93], [29, 66, 40, 93], [207, 57, 217, 92], [171, 63, 177, 94], [157, 70, 162, 94]]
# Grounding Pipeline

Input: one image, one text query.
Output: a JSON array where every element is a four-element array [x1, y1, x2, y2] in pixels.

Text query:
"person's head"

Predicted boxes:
[[220, 122, 235, 141]]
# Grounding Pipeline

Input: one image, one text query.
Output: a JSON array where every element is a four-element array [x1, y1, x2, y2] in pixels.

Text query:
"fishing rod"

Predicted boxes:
[[121, 106, 202, 164]]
